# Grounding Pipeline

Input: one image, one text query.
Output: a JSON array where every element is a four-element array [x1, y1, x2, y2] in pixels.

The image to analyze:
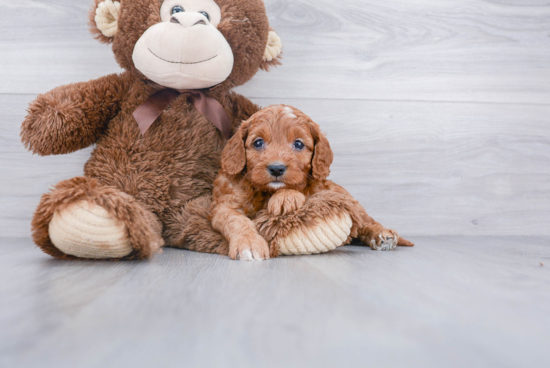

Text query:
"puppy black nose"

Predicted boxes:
[[268, 164, 287, 177]]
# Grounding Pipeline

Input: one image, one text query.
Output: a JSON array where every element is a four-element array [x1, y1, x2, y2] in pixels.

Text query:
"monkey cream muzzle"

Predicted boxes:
[[133, 20, 234, 90]]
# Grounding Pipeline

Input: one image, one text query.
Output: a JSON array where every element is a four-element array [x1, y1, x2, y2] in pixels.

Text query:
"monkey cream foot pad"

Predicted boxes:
[[48, 200, 132, 259], [276, 213, 352, 256]]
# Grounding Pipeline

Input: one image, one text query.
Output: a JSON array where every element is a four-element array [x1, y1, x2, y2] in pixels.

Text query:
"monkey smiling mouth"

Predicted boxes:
[[148, 48, 218, 65]]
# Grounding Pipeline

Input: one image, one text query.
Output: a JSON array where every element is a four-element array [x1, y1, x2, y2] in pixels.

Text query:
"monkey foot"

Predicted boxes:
[[276, 213, 352, 256], [48, 200, 133, 259]]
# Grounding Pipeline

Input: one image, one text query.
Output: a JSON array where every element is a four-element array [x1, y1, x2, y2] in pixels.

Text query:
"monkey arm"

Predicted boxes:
[[226, 92, 262, 133], [21, 73, 131, 156]]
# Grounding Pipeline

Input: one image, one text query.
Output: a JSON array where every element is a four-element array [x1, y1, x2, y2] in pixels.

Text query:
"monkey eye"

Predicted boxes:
[[171, 5, 184, 14], [199, 11, 210, 21], [293, 140, 305, 150], [253, 138, 265, 150]]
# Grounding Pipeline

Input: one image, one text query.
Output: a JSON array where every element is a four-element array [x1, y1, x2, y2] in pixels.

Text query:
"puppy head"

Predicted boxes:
[[221, 105, 333, 192]]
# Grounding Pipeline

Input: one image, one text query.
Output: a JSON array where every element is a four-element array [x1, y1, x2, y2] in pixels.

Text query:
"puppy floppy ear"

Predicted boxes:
[[260, 29, 283, 71], [89, 0, 121, 44], [310, 123, 333, 181], [221, 121, 250, 176]]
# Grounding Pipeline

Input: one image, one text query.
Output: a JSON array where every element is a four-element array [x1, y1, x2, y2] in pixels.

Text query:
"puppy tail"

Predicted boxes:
[[397, 237, 415, 247]]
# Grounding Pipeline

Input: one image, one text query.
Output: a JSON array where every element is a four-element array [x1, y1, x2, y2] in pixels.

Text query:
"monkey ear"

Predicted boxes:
[[260, 30, 283, 71], [311, 126, 334, 181], [89, 0, 121, 43], [221, 123, 249, 176]]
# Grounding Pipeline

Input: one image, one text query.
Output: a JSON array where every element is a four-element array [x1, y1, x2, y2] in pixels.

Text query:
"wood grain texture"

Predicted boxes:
[[0, 0, 122, 95], [239, 0, 550, 103], [1, 1, 550, 104], [3, 94, 549, 236], [1, 236, 549, 368]]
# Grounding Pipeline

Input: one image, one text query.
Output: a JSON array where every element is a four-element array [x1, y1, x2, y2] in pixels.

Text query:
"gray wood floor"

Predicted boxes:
[[1, 0, 550, 366], [1, 237, 549, 368]]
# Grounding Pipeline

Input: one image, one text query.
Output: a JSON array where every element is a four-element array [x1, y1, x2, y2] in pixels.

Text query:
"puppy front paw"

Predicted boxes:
[[369, 229, 399, 251], [229, 234, 270, 261], [268, 189, 306, 216]]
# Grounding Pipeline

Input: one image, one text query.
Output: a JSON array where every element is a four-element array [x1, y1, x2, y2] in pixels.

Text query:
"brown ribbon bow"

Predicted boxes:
[[133, 86, 232, 139]]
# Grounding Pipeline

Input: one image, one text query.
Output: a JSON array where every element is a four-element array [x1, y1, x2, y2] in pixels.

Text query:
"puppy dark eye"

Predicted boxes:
[[293, 140, 305, 150], [253, 138, 264, 149], [199, 11, 210, 21], [172, 6, 184, 14]]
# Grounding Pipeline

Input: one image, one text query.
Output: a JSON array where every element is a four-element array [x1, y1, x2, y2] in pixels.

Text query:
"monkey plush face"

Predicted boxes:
[[133, 0, 234, 89], [91, 0, 282, 90]]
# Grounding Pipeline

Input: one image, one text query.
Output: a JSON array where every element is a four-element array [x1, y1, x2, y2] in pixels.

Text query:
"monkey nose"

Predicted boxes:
[[170, 13, 208, 28], [268, 164, 287, 177]]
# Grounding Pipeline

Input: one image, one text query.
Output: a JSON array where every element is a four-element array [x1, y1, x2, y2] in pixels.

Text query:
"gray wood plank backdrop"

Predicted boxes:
[[0, 0, 549, 237]]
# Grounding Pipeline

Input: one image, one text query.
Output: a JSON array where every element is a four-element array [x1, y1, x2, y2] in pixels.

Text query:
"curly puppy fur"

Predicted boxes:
[[21, 0, 280, 259], [211, 105, 414, 260]]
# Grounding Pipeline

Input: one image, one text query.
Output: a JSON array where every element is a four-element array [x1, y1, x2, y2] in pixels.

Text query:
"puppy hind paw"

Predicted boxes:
[[369, 230, 398, 251]]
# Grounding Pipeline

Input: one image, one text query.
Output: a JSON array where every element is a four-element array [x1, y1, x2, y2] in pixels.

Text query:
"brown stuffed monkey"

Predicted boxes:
[[20, 0, 354, 260]]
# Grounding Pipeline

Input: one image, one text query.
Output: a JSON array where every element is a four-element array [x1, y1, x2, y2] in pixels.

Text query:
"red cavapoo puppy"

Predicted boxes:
[[212, 105, 413, 260]]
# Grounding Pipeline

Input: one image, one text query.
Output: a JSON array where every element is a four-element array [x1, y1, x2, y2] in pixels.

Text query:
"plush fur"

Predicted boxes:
[[211, 105, 414, 260], [32, 177, 163, 260], [21, 0, 281, 260]]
